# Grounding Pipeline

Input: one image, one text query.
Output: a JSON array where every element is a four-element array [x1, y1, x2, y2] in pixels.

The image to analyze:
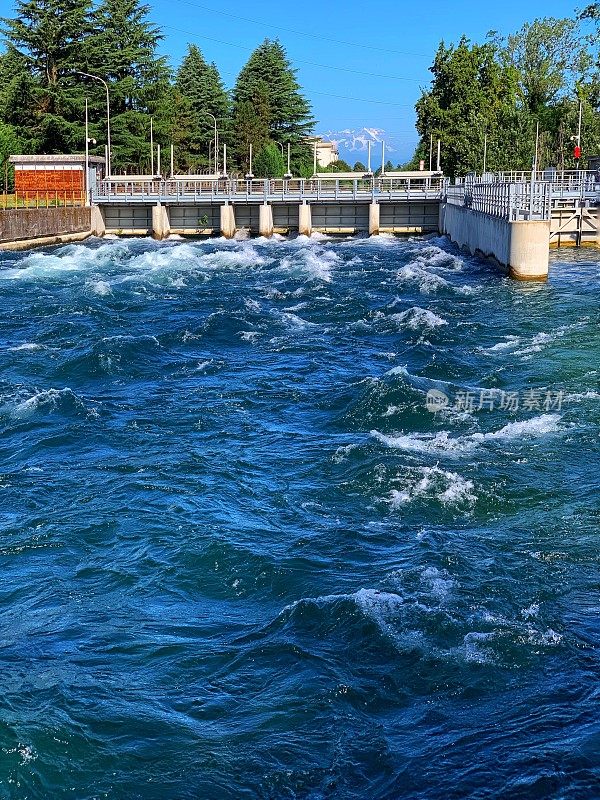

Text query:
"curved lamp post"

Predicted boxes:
[[73, 70, 111, 177]]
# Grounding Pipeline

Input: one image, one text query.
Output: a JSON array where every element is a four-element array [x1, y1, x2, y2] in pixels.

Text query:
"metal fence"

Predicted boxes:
[[93, 175, 448, 203], [445, 181, 554, 221], [1, 191, 86, 210]]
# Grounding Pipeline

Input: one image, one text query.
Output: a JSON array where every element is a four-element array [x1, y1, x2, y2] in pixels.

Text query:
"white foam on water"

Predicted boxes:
[[564, 390, 600, 402], [388, 466, 476, 507], [372, 413, 563, 456], [277, 311, 317, 330], [391, 306, 448, 330], [9, 387, 85, 418], [244, 298, 261, 312], [407, 244, 464, 272], [239, 331, 260, 342], [88, 279, 112, 296], [7, 343, 44, 351], [280, 247, 340, 283], [421, 566, 455, 600]]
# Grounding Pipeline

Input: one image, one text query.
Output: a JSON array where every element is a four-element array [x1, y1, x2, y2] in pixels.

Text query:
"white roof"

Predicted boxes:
[[10, 154, 105, 165]]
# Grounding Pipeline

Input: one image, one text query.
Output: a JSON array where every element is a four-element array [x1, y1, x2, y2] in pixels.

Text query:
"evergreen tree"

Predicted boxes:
[[175, 44, 229, 172], [1, 0, 93, 151], [253, 141, 285, 177], [413, 38, 523, 176], [233, 87, 271, 173], [86, 0, 171, 171], [232, 39, 314, 174]]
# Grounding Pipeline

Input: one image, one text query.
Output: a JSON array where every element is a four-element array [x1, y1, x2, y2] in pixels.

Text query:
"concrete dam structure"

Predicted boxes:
[[1, 172, 596, 280]]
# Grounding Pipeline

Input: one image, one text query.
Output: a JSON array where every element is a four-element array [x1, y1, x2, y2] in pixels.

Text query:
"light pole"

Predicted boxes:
[[204, 112, 218, 174], [74, 70, 111, 177], [576, 98, 583, 169]]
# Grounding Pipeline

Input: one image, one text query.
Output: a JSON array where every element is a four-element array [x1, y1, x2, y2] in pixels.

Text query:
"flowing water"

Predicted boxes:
[[0, 233, 598, 799]]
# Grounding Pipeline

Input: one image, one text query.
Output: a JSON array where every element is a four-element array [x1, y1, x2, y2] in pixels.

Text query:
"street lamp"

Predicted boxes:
[[203, 112, 218, 174], [274, 141, 292, 178], [73, 70, 111, 177]]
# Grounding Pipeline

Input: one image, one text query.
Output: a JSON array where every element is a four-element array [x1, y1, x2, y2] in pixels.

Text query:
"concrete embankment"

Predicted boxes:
[[439, 202, 551, 280], [0, 207, 92, 250]]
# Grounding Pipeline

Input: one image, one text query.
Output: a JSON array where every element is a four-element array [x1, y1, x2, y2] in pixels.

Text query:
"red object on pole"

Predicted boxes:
[[574, 145, 581, 160]]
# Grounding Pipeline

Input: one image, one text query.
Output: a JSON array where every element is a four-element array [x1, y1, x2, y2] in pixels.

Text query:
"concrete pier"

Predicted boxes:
[[439, 202, 550, 280], [152, 203, 170, 240], [509, 220, 552, 280], [299, 203, 312, 236], [369, 203, 380, 236], [220, 203, 236, 238], [91, 205, 106, 237], [259, 204, 274, 237]]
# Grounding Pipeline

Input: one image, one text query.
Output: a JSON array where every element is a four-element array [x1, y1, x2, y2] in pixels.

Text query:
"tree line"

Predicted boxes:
[[0, 0, 315, 178], [1, 0, 599, 182], [409, 7, 600, 176]]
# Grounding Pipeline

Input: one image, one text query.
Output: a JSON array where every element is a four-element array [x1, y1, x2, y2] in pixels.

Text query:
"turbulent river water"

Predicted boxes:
[[0, 233, 599, 799]]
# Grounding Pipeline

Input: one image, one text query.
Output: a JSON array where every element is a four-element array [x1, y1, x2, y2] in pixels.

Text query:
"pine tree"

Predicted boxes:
[[175, 44, 229, 171], [253, 141, 285, 177], [233, 87, 271, 173], [1, 0, 93, 152], [232, 39, 314, 174], [86, 0, 171, 171]]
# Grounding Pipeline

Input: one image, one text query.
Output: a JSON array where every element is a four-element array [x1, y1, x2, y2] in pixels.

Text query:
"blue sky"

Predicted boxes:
[[0, 0, 581, 162], [148, 0, 579, 163]]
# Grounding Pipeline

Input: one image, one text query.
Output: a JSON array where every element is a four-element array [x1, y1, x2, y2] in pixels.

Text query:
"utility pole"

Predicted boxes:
[[483, 133, 488, 175], [429, 133, 433, 172], [367, 140, 372, 174], [73, 71, 111, 176], [534, 121, 539, 176], [84, 98, 89, 204], [436, 139, 441, 172], [150, 117, 154, 175], [381, 140, 385, 175], [576, 98, 583, 169]]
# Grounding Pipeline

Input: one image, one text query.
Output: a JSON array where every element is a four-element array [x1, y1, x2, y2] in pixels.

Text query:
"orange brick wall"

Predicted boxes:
[[15, 169, 84, 193]]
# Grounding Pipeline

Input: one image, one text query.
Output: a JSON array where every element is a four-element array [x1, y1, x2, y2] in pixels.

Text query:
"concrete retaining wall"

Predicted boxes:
[[440, 201, 550, 280], [0, 207, 91, 247]]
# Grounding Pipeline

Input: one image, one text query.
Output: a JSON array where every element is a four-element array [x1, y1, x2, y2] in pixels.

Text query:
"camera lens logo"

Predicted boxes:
[[426, 389, 449, 412]]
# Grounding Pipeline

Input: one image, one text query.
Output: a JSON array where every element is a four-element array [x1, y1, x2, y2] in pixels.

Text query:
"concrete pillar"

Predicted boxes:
[[220, 203, 236, 239], [90, 204, 106, 237], [152, 203, 170, 240], [259, 203, 274, 237], [596, 205, 600, 247], [298, 202, 311, 236], [369, 202, 380, 235], [508, 220, 551, 281]]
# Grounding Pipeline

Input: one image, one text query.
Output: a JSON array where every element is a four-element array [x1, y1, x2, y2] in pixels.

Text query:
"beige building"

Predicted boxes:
[[308, 137, 339, 168]]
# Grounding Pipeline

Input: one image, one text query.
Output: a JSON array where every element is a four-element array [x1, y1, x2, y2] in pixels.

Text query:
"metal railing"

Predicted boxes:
[[445, 181, 554, 221], [1, 191, 86, 210], [93, 175, 448, 203]]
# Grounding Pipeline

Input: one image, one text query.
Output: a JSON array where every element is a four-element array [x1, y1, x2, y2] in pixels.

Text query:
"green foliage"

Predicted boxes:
[[353, 160, 367, 171], [232, 39, 314, 175], [413, 17, 600, 176], [253, 141, 285, 177], [314, 159, 351, 173], [0, 120, 19, 189], [1, 0, 93, 151], [175, 44, 229, 171], [86, 0, 171, 171]]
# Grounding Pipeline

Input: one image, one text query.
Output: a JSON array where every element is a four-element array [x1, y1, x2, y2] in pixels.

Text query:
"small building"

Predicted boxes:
[[9, 154, 106, 196], [307, 138, 340, 168]]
